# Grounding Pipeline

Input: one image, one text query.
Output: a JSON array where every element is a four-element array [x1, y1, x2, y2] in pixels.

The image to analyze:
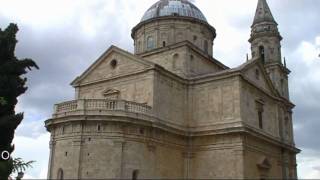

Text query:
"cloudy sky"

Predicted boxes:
[[0, 0, 319, 178]]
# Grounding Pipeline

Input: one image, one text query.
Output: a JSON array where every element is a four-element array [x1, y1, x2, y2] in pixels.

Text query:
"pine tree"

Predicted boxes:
[[0, 23, 39, 179]]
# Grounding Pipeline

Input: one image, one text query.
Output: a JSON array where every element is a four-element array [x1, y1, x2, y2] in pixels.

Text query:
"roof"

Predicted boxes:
[[141, 0, 207, 23], [252, 0, 277, 25]]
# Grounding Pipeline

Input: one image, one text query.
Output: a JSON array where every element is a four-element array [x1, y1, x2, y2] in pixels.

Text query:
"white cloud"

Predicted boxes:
[[297, 41, 319, 66], [15, 118, 47, 138], [316, 36, 320, 46], [11, 133, 50, 179], [297, 149, 320, 179]]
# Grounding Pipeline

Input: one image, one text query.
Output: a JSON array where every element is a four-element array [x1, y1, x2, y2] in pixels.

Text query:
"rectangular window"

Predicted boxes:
[[258, 111, 263, 129], [256, 100, 264, 129]]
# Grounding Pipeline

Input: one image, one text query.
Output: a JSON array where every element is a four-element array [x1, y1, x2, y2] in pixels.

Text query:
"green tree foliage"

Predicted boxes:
[[12, 158, 35, 174], [0, 23, 39, 179]]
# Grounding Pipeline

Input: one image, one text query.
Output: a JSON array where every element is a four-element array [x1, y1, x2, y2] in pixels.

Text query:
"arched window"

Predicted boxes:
[[173, 53, 179, 69], [147, 36, 155, 50], [132, 170, 139, 180], [255, 69, 260, 80], [204, 40, 208, 54], [259, 46, 265, 64], [137, 41, 141, 52], [57, 168, 64, 180]]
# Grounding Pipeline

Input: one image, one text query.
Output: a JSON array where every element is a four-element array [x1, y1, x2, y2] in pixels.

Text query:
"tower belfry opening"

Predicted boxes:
[[259, 46, 265, 64]]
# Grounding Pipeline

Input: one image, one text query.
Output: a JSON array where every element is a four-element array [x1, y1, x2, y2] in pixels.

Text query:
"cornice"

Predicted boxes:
[[131, 16, 216, 39]]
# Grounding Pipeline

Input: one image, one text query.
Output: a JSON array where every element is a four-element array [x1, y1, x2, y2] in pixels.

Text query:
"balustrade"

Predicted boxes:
[[54, 99, 152, 115]]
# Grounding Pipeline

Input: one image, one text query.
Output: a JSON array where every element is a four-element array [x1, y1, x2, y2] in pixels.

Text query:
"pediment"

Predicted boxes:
[[71, 45, 155, 86], [240, 59, 278, 96]]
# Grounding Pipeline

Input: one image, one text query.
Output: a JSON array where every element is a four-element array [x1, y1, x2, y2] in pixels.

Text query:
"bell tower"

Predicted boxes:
[[249, 0, 290, 99]]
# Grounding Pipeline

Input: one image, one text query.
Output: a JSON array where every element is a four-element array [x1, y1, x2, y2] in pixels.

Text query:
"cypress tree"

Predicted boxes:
[[0, 23, 39, 179]]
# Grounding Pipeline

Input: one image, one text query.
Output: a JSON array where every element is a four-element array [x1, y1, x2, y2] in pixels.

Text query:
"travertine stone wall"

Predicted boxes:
[[189, 77, 241, 127], [133, 19, 214, 56], [142, 45, 223, 78], [48, 120, 188, 179], [48, 119, 249, 179], [243, 64, 273, 94], [80, 52, 149, 85], [78, 72, 154, 106], [153, 71, 188, 126], [243, 135, 297, 179], [265, 65, 289, 98], [191, 134, 244, 179], [240, 79, 280, 137]]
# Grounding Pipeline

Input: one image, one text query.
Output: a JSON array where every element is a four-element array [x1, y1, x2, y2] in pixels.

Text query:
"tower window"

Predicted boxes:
[[255, 69, 260, 80], [147, 36, 155, 50], [259, 46, 265, 64], [132, 170, 139, 180], [193, 35, 197, 42], [97, 124, 101, 131], [204, 40, 208, 54], [162, 41, 166, 47]]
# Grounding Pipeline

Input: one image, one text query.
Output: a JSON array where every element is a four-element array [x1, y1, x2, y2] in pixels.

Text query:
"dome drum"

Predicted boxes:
[[132, 0, 216, 55]]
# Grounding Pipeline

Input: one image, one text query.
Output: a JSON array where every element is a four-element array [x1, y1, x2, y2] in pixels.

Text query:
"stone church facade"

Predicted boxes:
[[45, 0, 299, 179]]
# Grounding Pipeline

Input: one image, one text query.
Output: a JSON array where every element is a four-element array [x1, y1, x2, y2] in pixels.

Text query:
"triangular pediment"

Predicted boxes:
[[240, 59, 278, 96], [71, 45, 155, 86]]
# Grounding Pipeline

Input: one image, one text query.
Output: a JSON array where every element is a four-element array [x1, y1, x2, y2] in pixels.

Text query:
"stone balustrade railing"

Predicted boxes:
[[54, 99, 152, 115]]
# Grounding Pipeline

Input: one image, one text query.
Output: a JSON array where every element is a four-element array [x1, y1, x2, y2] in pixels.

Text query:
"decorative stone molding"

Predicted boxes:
[[72, 139, 83, 146], [257, 157, 272, 170], [103, 88, 120, 100]]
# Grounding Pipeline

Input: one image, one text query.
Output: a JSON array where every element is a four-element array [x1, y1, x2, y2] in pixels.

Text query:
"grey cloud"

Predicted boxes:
[[0, 1, 135, 137], [273, 0, 320, 50]]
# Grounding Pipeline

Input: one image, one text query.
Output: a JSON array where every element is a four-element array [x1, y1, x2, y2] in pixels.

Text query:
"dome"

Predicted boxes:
[[141, 0, 207, 23]]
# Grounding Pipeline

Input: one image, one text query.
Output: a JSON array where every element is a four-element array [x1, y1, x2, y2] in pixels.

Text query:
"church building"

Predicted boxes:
[[45, 0, 299, 179]]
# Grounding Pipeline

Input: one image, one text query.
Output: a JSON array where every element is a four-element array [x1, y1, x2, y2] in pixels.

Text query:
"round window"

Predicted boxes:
[[110, 59, 117, 69]]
